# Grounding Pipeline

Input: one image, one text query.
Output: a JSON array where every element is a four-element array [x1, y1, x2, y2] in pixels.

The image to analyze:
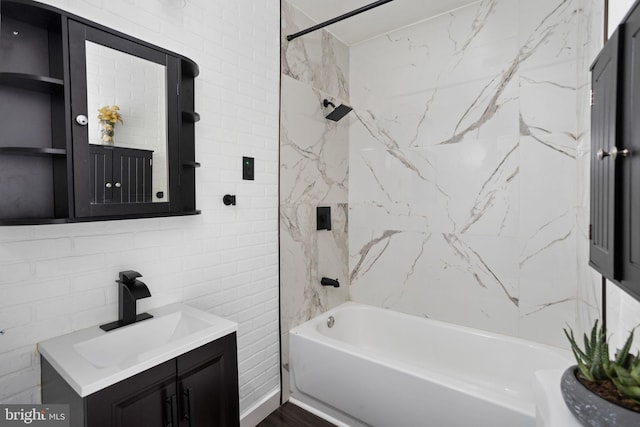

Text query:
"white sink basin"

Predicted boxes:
[[73, 310, 213, 368], [39, 303, 237, 397]]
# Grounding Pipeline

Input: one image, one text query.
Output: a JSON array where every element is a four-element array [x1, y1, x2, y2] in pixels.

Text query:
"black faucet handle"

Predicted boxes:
[[118, 270, 143, 284]]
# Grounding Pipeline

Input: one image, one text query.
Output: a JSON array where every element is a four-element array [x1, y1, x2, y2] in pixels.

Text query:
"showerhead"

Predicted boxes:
[[323, 99, 353, 122]]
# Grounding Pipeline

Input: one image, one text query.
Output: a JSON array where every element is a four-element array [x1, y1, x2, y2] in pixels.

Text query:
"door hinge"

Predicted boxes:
[[590, 89, 594, 107], [177, 82, 180, 96], [150, 158, 153, 166], [589, 224, 592, 240]]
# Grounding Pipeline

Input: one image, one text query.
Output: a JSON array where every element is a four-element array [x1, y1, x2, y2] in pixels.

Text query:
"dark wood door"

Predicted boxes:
[[89, 145, 114, 204], [113, 147, 153, 204], [89, 145, 153, 205], [589, 28, 621, 280], [69, 19, 179, 219], [85, 359, 178, 427], [177, 333, 239, 427], [621, 6, 640, 299]]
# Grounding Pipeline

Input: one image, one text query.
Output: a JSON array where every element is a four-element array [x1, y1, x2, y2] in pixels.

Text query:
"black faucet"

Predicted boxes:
[[100, 270, 153, 331], [321, 277, 340, 288]]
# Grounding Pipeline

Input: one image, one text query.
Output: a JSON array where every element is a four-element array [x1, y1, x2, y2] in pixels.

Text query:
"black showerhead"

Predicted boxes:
[[323, 99, 352, 122]]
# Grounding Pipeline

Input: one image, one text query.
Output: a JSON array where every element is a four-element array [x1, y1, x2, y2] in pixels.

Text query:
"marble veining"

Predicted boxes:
[[281, 1, 349, 101], [458, 141, 519, 235], [350, 229, 402, 284], [354, 110, 432, 182], [280, 75, 349, 334], [348, 0, 591, 347], [444, 232, 519, 306]]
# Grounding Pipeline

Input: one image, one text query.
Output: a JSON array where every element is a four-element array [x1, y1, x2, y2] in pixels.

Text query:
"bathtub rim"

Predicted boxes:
[[289, 301, 572, 418], [290, 301, 571, 358]]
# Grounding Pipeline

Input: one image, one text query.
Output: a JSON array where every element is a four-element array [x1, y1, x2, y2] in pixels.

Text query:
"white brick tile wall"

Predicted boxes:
[[0, 348, 34, 379], [0, 0, 281, 419]]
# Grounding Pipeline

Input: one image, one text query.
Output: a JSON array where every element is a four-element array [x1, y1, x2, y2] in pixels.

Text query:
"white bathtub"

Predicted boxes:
[[289, 302, 572, 427]]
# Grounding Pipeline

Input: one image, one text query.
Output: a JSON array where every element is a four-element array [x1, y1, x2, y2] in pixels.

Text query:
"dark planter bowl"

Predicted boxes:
[[560, 365, 640, 427]]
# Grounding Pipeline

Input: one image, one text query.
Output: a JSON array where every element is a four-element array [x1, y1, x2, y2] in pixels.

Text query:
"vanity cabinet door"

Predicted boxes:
[[85, 359, 177, 427], [177, 333, 239, 427], [589, 29, 621, 280]]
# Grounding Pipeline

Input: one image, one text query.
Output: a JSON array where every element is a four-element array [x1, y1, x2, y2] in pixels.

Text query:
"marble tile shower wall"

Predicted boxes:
[[349, 0, 597, 347], [280, 1, 350, 401], [280, 1, 350, 336]]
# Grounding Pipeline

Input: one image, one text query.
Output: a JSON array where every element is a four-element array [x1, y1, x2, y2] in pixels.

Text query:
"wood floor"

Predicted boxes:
[[257, 402, 336, 427]]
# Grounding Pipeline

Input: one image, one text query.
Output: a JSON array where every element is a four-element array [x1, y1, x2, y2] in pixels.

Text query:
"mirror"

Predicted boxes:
[[69, 19, 194, 220], [85, 41, 169, 203]]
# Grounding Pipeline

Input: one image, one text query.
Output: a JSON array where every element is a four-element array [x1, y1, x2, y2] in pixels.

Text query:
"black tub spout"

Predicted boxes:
[[321, 277, 340, 288]]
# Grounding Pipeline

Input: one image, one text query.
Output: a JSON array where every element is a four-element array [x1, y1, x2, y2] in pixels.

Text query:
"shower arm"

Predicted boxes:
[[286, 0, 394, 42], [323, 99, 336, 109]]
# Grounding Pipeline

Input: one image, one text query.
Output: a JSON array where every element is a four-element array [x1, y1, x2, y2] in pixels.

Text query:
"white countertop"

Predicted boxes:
[[38, 303, 237, 397]]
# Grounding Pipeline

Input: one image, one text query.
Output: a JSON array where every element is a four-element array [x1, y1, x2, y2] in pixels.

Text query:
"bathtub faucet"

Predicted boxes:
[[321, 277, 340, 288]]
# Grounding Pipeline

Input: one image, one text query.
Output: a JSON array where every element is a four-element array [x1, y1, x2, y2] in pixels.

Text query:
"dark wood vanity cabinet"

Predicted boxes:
[[0, 0, 199, 224], [175, 336, 239, 427], [42, 333, 240, 427], [590, 1, 640, 301], [84, 359, 177, 427]]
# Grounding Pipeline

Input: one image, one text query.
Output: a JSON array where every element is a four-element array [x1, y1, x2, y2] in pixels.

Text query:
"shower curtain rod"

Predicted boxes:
[[286, 0, 394, 42]]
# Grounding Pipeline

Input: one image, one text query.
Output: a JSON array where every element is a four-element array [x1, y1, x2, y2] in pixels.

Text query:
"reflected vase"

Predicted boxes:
[[100, 120, 115, 145]]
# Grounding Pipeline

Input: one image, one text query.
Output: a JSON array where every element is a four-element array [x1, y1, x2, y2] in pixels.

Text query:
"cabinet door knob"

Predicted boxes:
[[75, 114, 89, 126], [115, 182, 121, 188], [615, 147, 631, 159], [597, 146, 631, 160], [105, 182, 112, 188]]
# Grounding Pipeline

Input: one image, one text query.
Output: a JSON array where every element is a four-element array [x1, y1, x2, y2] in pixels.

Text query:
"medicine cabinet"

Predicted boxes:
[[0, 0, 200, 224]]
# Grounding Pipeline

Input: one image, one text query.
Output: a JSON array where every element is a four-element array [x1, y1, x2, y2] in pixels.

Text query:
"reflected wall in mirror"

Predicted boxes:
[[85, 41, 168, 203]]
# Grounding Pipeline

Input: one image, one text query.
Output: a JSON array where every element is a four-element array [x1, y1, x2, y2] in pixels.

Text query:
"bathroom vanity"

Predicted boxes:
[[0, 0, 200, 224], [39, 304, 239, 427]]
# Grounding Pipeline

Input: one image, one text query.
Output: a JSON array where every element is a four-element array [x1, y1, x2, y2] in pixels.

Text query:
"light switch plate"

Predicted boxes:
[[243, 156, 254, 180]]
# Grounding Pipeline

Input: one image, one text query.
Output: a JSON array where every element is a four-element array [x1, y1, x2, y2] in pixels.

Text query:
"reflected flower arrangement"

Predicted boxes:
[[97, 105, 123, 144]]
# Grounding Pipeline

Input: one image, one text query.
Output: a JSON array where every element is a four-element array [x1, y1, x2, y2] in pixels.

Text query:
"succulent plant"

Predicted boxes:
[[610, 330, 640, 404], [564, 320, 612, 382], [565, 321, 640, 405]]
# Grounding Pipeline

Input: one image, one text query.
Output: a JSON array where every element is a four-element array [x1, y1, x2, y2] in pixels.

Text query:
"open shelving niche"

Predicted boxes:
[[0, 1, 71, 224]]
